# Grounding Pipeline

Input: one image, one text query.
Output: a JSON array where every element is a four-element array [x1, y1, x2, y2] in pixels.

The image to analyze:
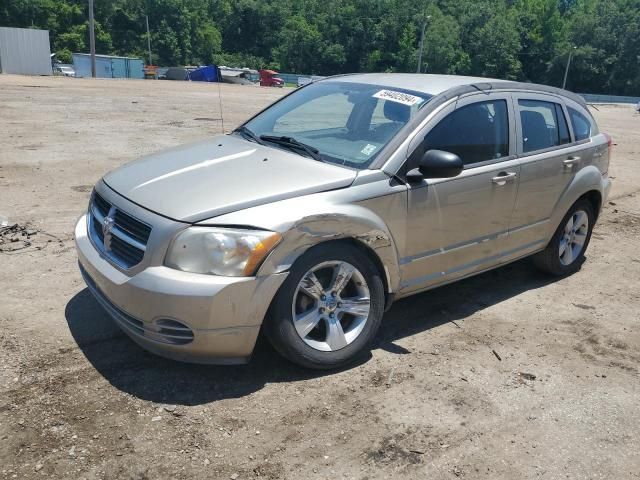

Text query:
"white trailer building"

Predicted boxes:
[[0, 27, 53, 76]]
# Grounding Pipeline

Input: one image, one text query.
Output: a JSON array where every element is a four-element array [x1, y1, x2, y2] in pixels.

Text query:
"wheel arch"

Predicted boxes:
[[305, 237, 394, 310], [261, 237, 389, 369], [256, 211, 402, 299], [548, 165, 606, 238], [581, 189, 602, 221]]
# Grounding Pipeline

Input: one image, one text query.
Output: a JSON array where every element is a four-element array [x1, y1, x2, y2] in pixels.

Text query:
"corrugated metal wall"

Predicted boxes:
[[0, 27, 52, 75], [73, 53, 144, 79], [73, 54, 113, 78]]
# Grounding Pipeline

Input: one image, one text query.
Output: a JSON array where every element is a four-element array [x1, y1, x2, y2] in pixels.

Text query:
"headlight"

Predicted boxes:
[[165, 227, 282, 277]]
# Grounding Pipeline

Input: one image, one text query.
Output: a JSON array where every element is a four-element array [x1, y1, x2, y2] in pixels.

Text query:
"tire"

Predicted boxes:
[[264, 243, 385, 370], [533, 199, 595, 276]]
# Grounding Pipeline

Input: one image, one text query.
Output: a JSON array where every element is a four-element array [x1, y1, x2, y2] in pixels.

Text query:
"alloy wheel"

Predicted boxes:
[[291, 260, 371, 352], [559, 209, 589, 266]]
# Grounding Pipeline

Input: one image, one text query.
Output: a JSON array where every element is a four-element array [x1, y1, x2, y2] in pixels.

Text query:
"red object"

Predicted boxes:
[[259, 69, 284, 87], [603, 132, 613, 154]]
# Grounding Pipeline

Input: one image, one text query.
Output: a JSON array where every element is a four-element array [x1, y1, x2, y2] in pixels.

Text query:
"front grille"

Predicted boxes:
[[88, 191, 152, 269], [111, 235, 145, 266], [93, 193, 111, 218], [113, 209, 151, 245]]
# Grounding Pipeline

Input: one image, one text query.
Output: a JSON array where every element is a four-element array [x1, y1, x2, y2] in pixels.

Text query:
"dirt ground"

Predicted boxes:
[[1, 75, 639, 480]]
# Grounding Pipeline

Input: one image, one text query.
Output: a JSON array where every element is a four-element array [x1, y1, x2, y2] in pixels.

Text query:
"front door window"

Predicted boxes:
[[422, 100, 509, 165]]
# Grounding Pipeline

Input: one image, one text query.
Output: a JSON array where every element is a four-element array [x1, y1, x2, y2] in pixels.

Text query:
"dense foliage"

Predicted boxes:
[[1, 0, 639, 95]]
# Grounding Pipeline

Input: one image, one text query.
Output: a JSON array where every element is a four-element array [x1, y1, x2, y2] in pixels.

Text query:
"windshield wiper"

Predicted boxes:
[[259, 135, 324, 162], [233, 126, 264, 145]]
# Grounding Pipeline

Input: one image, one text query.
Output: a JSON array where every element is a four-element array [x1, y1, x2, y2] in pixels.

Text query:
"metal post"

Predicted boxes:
[[145, 15, 152, 66], [416, 16, 431, 74], [562, 48, 575, 90], [88, 0, 96, 78]]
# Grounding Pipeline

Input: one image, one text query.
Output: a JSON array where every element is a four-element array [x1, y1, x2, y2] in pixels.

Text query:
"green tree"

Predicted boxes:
[[422, 9, 470, 74], [273, 15, 323, 73], [0, 0, 638, 95], [469, 7, 523, 79], [194, 21, 222, 64], [393, 24, 416, 72], [515, 0, 568, 85]]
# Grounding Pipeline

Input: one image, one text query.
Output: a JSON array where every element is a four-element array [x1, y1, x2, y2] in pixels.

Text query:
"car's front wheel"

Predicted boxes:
[[264, 243, 385, 370], [533, 198, 595, 275]]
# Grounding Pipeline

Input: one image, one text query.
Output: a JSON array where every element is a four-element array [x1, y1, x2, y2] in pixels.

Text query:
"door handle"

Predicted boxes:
[[491, 172, 517, 185], [563, 156, 581, 169]]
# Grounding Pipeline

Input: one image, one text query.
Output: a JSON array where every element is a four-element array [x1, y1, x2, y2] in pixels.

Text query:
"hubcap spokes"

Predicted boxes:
[[559, 210, 589, 266], [292, 261, 370, 352]]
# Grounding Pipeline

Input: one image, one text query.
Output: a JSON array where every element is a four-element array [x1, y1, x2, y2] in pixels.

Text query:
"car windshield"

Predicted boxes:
[[241, 81, 431, 169]]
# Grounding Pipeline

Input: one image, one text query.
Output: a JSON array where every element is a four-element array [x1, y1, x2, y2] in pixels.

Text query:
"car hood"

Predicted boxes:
[[103, 135, 357, 223]]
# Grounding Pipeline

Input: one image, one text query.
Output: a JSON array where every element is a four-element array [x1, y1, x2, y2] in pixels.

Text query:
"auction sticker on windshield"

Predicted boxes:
[[373, 89, 423, 106]]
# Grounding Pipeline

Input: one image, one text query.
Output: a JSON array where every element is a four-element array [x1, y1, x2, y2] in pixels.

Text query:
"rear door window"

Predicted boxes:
[[518, 99, 571, 153], [568, 107, 592, 141], [423, 100, 509, 166]]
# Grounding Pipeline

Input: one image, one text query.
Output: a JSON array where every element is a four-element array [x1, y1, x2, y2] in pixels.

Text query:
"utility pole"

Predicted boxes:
[[145, 15, 153, 66], [562, 46, 576, 90], [88, 0, 96, 77], [416, 15, 431, 74]]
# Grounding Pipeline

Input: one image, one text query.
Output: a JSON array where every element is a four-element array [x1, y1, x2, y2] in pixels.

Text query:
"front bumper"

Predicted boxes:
[[74, 214, 287, 364]]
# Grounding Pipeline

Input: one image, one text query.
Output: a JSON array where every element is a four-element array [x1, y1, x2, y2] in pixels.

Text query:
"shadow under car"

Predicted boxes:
[[65, 257, 564, 406]]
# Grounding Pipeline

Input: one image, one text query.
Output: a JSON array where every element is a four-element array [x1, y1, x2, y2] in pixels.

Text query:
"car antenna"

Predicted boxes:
[[587, 103, 600, 111], [216, 71, 226, 134]]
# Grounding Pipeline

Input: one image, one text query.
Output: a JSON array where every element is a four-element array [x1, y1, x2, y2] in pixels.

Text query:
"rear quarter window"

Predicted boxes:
[[568, 107, 593, 141]]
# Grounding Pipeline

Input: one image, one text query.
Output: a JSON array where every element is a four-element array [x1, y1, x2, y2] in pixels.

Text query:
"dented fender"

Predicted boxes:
[[257, 206, 401, 292], [199, 181, 407, 294]]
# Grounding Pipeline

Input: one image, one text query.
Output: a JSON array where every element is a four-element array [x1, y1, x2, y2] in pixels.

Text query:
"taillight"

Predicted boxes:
[[603, 133, 613, 151]]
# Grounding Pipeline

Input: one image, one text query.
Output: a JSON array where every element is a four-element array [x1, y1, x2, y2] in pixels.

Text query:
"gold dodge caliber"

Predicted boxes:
[[75, 74, 611, 369]]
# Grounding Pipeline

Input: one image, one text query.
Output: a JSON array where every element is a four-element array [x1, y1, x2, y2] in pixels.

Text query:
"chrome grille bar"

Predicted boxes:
[[88, 191, 152, 269]]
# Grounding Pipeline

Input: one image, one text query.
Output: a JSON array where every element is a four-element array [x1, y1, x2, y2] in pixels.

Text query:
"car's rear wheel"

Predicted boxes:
[[533, 199, 595, 276], [264, 243, 385, 370]]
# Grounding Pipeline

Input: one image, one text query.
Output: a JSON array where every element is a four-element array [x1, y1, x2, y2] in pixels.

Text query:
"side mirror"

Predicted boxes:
[[407, 150, 464, 182]]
